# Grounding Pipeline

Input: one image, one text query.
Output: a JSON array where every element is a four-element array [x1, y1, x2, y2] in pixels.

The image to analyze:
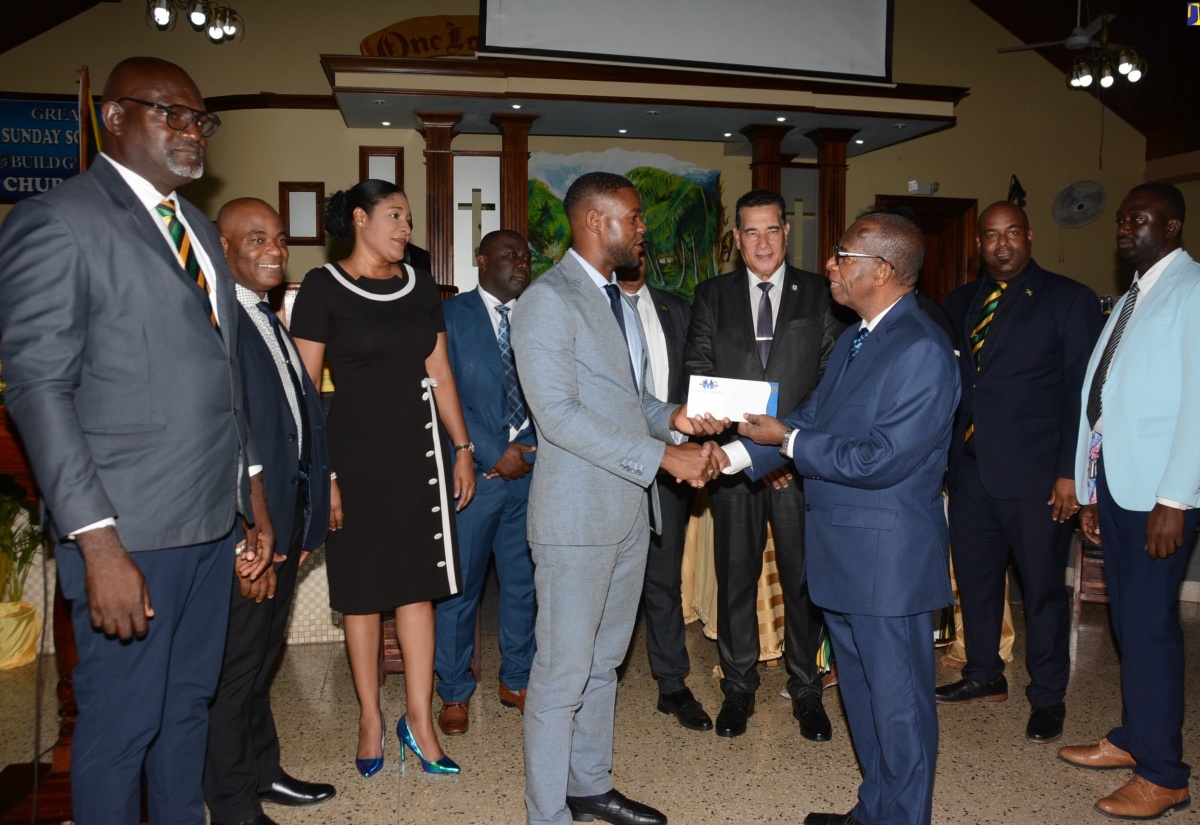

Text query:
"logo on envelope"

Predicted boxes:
[[701, 379, 717, 390]]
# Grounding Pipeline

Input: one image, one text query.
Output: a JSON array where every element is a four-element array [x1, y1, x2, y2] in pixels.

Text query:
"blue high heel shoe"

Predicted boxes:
[[398, 714, 460, 774], [356, 713, 385, 778]]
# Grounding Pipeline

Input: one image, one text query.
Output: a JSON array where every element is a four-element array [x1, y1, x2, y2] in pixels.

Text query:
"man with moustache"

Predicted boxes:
[[511, 171, 723, 825], [1059, 184, 1200, 821], [435, 229, 538, 735], [617, 254, 710, 731], [0, 57, 272, 823], [685, 189, 843, 740], [731, 212, 959, 825], [937, 202, 1101, 744], [204, 199, 334, 825]]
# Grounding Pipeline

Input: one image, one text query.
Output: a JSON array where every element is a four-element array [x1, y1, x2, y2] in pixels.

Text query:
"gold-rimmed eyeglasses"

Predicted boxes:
[[833, 245, 893, 268], [117, 97, 222, 137]]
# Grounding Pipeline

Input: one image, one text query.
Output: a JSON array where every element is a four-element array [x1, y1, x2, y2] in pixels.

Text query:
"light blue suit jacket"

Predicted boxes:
[[741, 293, 960, 617], [510, 252, 675, 546], [1074, 250, 1200, 510]]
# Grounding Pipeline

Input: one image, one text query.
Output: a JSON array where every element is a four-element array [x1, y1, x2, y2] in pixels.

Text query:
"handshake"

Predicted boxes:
[[662, 406, 733, 487]]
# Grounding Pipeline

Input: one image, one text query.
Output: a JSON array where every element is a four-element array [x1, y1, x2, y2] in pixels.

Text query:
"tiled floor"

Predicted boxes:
[[3, 603, 1200, 824]]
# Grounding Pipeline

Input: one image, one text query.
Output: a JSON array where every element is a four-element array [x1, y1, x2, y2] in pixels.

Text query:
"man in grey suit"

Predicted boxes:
[[511, 172, 723, 825], [685, 189, 844, 740], [0, 58, 271, 824]]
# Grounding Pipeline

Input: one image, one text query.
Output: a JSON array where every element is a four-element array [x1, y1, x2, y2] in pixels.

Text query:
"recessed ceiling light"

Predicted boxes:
[[618, 129, 628, 134], [855, 139, 864, 144], [381, 121, 390, 126], [646, 110, 659, 116], [372, 99, 386, 105], [893, 123, 907, 129], [511, 104, 522, 109], [776, 116, 786, 122], [723, 132, 732, 138]]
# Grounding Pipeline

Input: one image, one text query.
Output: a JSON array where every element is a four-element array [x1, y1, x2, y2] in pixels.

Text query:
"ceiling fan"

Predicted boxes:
[[997, 0, 1115, 54]]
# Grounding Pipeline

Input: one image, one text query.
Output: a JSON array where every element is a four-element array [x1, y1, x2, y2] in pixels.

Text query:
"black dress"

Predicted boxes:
[[290, 263, 460, 613]]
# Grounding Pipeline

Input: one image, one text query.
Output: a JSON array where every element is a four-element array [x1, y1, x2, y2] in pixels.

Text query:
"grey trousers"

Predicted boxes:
[[523, 500, 650, 825]]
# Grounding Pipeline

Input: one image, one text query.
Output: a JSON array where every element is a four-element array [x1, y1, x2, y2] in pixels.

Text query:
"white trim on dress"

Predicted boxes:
[[421, 376, 459, 595], [323, 262, 417, 301]]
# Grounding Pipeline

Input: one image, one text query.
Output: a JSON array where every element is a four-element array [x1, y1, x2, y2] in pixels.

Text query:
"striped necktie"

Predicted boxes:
[[964, 280, 1007, 442], [155, 199, 217, 328], [846, 327, 869, 364], [1086, 279, 1140, 430]]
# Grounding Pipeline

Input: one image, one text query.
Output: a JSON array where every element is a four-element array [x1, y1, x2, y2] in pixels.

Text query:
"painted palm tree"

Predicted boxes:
[[627, 166, 723, 301]]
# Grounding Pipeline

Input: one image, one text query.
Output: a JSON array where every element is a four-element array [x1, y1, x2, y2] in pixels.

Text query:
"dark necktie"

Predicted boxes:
[[156, 199, 217, 328], [846, 327, 869, 364], [257, 301, 310, 469], [969, 281, 1007, 368], [756, 282, 774, 367], [1086, 280, 1141, 430], [495, 305, 527, 432], [604, 283, 640, 389]]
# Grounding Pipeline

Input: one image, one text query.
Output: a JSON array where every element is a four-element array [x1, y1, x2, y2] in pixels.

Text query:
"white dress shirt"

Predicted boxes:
[[627, 283, 671, 404]]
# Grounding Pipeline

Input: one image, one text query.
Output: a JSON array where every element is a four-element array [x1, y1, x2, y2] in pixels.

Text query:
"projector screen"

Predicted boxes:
[[478, 0, 892, 83]]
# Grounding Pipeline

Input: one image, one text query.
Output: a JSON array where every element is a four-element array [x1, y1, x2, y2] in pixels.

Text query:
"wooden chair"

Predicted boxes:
[[380, 612, 481, 682], [1072, 529, 1108, 619]]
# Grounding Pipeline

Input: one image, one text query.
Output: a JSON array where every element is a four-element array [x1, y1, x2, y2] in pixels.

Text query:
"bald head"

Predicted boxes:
[[218, 198, 288, 296], [101, 57, 209, 195], [976, 201, 1033, 280]]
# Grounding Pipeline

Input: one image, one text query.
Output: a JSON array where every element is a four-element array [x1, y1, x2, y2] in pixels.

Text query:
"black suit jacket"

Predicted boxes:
[[685, 264, 843, 491], [942, 260, 1103, 499], [236, 306, 331, 555], [646, 286, 692, 405]]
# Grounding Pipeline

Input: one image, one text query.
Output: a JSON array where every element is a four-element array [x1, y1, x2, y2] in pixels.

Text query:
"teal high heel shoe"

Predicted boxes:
[[398, 714, 461, 774], [356, 713, 385, 778]]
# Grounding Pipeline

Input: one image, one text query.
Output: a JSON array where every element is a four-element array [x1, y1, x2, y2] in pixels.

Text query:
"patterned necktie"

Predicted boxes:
[[257, 301, 310, 464], [846, 327, 869, 364], [1086, 280, 1141, 430], [156, 199, 217, 328], [604, 283, 640, 388], [969, 280, 1007, 368], [756, 282, 774, 367], [495, 305, 527, 431]]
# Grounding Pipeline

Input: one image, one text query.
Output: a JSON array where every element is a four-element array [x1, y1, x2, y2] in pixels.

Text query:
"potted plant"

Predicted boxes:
[[0, 475, 44, 669]]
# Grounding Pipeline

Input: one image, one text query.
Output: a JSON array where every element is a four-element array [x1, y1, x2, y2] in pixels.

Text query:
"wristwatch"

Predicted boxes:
[[454, 442, 475, 453], [779, 428, 795, 457]]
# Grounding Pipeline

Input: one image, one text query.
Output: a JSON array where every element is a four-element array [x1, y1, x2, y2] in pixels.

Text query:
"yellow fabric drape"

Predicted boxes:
[[0, 601, 41, 670]]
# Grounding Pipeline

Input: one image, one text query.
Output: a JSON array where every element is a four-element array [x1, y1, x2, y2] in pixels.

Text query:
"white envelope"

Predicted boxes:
[[686, 376, 778, 421]]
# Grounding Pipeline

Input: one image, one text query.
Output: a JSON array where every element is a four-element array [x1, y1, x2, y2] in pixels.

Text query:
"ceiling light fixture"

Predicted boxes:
[[723, 132, 732, 138], [511, 104, 522, 109], [855, 139, 865, 144], [618, 129, 627, 134], [146, 0, 243, 43], [775, 116, 786, 122], [1064, 15, 1144, 92]]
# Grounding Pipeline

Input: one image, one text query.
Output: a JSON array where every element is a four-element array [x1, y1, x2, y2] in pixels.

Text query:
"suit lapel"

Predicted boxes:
[[560, 254, 639, 395], [771, 266, 802, 353], [979, 265, 1044, 367], [465, 289, 507, 386], [729, 269, 760, 360]]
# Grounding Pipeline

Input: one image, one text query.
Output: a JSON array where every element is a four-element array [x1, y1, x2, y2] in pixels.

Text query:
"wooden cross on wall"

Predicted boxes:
[[457, 188, 497, 262]]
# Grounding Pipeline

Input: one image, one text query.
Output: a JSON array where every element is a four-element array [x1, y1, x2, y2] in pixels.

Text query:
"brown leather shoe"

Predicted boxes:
[[437, 701, 469, 736], [1058, 738, 1137, 770], [1095, 775, 1190, 820], [499, 683, 527, 713]]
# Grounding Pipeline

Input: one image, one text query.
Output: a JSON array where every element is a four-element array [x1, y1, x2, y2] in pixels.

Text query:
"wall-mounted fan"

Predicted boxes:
[[1051, 180, 1108, 228]]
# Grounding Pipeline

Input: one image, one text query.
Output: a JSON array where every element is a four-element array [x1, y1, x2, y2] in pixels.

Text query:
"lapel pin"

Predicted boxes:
[[791, 284, 798, 291], [1025, 289, 1033, 296]]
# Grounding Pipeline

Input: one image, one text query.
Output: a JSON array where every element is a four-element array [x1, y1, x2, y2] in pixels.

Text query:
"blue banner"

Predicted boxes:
[[0, 99, 97, 202]]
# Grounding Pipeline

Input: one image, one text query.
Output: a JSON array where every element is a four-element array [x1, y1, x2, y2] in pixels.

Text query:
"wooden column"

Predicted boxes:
[[738, 124, 794, 193], [414, 111, 461, 288], [805, 127, 859, 263], [490, 113, 539, 240]]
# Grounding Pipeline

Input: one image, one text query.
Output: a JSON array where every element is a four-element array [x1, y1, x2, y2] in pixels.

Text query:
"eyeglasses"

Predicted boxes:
[[832, 245, 893, 268], [117, 97, 222, 137]]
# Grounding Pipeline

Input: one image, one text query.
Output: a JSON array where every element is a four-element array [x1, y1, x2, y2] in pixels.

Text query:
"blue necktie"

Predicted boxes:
[[495, 305, 527, 431], [604, 283, 640, 388], [846, 327, 869, 365]]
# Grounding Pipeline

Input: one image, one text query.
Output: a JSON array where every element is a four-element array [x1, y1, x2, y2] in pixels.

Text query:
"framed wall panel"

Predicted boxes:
[[359, 146, 403, 186], [279, 181, 325, 245]]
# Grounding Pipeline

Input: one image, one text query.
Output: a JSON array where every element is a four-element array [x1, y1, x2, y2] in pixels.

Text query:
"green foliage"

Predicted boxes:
[[527, 179, 571, 278], [627, 167, 723, 302], [0, 481, 42, 603]]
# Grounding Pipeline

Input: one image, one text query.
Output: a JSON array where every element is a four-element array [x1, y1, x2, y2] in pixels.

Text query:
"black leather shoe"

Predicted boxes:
[[1026, 703, 1067, 743], [715, 692, 755, 738], [259, 772, 336, 806], [212, 815, 278, 825], [657, 688, 713, 732], [793, 695, 832, 742], [565, 789, 667, 825], [935, 675, 1008, 705], [803, 813, 861, 825]]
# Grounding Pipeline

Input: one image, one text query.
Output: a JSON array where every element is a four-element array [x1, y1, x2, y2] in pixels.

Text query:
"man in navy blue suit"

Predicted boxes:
[[205, 198, 335, 825], [937, 202, 1101, 744], [435, 229, 538, 735], [720, 212, 959, 825]]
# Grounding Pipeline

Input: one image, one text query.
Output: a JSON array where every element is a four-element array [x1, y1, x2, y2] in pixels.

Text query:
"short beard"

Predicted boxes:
[[166, 148, 204, 180]]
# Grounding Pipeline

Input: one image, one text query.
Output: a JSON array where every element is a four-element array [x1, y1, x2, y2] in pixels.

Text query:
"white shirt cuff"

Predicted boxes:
[[249, 464, 263, 477], [721, 441, 752, 475], [69, 517, 116, 540], [1156, 497, 1191, 510]]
